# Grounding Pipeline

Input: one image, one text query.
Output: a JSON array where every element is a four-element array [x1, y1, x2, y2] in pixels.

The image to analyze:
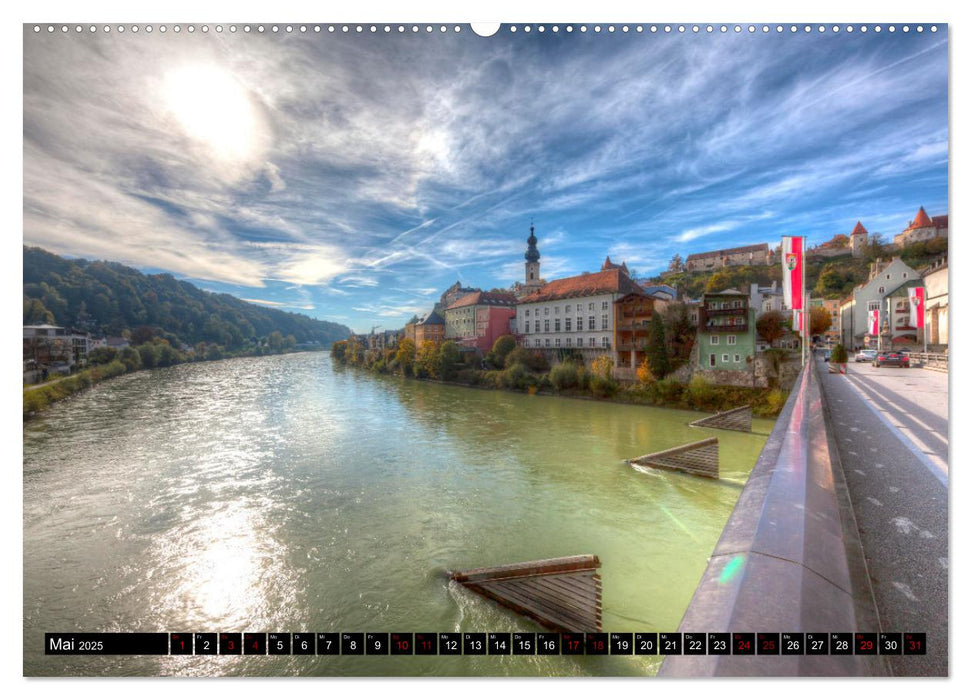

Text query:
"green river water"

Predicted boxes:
[[23, 351, 771, 676]]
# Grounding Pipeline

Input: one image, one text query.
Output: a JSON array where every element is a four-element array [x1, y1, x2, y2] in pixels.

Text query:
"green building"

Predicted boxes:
[[696, 288, 757, 370]]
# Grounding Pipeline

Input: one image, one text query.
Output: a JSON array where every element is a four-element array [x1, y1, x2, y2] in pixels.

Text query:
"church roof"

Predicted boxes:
[[519, 268, 645, 303], [851, 221, 868, 236]]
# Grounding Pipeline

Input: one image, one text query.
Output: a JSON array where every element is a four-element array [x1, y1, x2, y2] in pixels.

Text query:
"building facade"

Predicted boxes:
[[850, 221, 868, 258], [838, 257, 920, 349], [685, 243, 771, 272], [23, 325, 91, 381], [696, 290, 756, 371], [516, 260, 646, 361], [893, 206, 948, 248], [922, 256, 948, 347], [444, 291, 517, 352], [613, 293, 655, 376], [414, 311, 446, 346]]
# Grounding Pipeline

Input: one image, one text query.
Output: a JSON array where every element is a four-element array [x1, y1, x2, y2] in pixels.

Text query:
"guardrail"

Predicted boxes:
[[908, 352, 948, 372], [659, 361, 886, 676]]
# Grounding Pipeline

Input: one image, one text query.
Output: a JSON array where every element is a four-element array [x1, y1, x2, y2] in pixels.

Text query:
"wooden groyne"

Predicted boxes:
[[627, 437, 719, 478], [689, 405, 752, 432], [450, 555, 602, 632]]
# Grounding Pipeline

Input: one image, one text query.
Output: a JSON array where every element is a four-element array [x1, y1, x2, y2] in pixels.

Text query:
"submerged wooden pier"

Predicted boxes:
[[627, 437, 719, 478], [689, 405, 752, 432], [450, 554, 602, 632]]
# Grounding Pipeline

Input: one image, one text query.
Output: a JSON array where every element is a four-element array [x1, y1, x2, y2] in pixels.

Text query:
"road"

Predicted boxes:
[[818, 357, 948, 676]]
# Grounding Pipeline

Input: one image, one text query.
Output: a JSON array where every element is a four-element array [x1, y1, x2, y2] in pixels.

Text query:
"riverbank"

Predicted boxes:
[[331, 340, 787, 418], [22, 347, 327, 419]]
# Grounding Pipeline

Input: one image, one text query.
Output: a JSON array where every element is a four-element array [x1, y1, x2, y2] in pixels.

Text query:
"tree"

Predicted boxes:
[[437, 341, 462, 380], [705, 270, 732, 292], [668, 254, 684, 273], [864, 232, 887, 262], [485, 334, 517, 369], [756, 310, 787, 346], [394, 338, 416, 376], [23, 297, 55, 325], [88, 347, 118, 366], [663, 302, 697, 366], [636, 358, 655, 384], [646, 312, 671, 378], [415, 340, 439, 378], [809, 306, 832, 339], [268, 331, 285, 351], [118, 346, 141, 372]]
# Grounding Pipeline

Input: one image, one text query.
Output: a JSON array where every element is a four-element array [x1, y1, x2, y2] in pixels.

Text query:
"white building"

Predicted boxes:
[[838, 257, 920, 349]]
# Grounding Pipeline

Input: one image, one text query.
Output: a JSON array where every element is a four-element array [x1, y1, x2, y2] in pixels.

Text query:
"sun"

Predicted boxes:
[[163, 64, 260, 162]]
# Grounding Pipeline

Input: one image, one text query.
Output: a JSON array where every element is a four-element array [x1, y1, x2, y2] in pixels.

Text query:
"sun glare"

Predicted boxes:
[[163, 65, 260, 162]]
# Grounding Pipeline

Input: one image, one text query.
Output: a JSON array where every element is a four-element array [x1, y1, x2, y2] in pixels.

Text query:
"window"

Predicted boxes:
[[545, 338, 550, 347], [554, 306, 559, 314], [734, 354, 741, 363], [728, 335, 736, 345], [535, 320, 541, 333], [577, 317, 583, 331], [589, 302, 594, 311], [588, 315, 595, 330], [734, 300, 742, 308], [565, 318, 572, 332], [722, 354, 729, 363], [710, 335, 719, 345], [589, 337, 596, 347], [878, 286, 885, 294], [545, 307, 550, 315], [534, 339, 540, 347], [566, 337, 572, 347], [903, 273, 908, 279], [602, 301, 609, 310], [601, 336, 608, 348], [555, 338, 561, 347], [544, 319, 550, 332], [709, 354, 716, 367], [525, 309, 530, 317], [564, 304, 571, 312], [886, 274, 891, 279], [601, 314, 608, 330], [868, 301, 880, 311], [554, 319, 561, 332]]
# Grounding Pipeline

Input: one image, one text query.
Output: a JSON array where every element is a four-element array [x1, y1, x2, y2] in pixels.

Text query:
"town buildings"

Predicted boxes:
[[444, 291, 518, 353], [893, 206, 948, 248], [749, 281, 786, 314], [23, 324, 91, 382], [613, 293, 657, 379], [414, 311, 446, 346], [695, 289, 756, 372], [684, 243, 772, 272], [517, 257, 648, 361], [838, 257, 921, 349], [809, 298, 841, 345], [922, 256, 948, 347]]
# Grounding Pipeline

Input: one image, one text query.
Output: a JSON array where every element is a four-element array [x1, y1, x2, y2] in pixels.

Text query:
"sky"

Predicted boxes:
[[23, 23, 948, 333]]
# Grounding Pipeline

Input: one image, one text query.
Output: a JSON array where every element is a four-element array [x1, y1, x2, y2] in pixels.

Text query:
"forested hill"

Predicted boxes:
[[23, 246, 352, 349]]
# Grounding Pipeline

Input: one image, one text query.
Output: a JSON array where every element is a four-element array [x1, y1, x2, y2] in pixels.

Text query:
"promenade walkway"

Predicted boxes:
[[818, 358, 948, 676]]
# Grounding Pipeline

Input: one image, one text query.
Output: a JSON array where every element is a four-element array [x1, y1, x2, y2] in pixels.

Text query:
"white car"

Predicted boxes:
[[855, 349, 877, 362]]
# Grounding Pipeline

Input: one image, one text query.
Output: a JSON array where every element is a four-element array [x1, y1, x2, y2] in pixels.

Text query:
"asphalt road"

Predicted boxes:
[[818, 357, 948, 676]]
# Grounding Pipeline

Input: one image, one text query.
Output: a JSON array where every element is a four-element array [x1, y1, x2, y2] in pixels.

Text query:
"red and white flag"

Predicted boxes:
[[869, 308, 880, 336], [792, 309, 803, 333], [909, 287, 925, 329], [781, 236, 804, 311]]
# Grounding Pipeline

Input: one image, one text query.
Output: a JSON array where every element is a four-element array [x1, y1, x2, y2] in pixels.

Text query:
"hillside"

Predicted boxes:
[[650, 236, 947, 300], [23, 246, 352, 349]]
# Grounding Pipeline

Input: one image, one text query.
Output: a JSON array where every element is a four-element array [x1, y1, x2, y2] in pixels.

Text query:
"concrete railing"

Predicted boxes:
[[908, 352, 948, 372], [659, 362, 886, 676]]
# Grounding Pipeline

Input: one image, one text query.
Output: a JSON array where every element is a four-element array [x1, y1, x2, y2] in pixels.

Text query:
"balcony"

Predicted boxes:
[[705, 322, 748, 333], [704, 306, 748, 316]]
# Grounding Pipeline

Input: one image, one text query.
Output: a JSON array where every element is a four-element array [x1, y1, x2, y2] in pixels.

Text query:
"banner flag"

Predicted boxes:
[[869, 308, 880, 336], [781, 236, 804, 311], [909, 287, 925, 329], [792, 309, 803, 333]]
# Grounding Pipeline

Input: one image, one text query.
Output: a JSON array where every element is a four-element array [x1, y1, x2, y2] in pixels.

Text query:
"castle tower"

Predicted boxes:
[[850, 221, 868, 258], [524, 222, 542, 291]]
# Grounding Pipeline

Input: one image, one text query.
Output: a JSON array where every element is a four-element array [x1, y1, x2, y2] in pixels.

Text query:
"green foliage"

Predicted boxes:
[[118, 346, 141, 371], [500, 362, 534, 390], [830, 344, 849, 364], [87, 346, 118, 365], [437, 341, 462, 380], [506, 347, 549, 373], [588, 373, 619, 398], [485, 334, 517, 369], [549, 362, 581, 390], [765, 389, 789, 415], [686, 375, 716, 409], [330, 340, 347, 362], [662, 302, 696, 369], [23, 359, 130, 419], [394, 338, 416, 375], [646, 312, 671, 378], [590, 355, 614, 380], [23, 246, 351, 348]]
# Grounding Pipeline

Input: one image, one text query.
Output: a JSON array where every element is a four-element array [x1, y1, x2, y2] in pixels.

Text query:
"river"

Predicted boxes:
[[23, 352, 771, 676]]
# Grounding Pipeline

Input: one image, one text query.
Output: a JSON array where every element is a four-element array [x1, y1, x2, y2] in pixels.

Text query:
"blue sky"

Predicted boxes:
[[23, 24, 948, 332]]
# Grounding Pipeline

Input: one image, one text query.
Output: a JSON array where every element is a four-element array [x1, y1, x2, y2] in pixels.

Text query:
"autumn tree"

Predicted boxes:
[[394, 338, 416, 376], [809, 306, 833, 338], [756, 310, 787, 346]]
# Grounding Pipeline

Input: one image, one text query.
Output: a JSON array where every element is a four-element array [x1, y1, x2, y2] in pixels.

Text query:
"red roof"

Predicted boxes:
[[447, 290, 518, 310], [932, 215, 948, 229], [906, 206, 934, 230], [519, 269, 645, 304], [851, 221, 868, 236]]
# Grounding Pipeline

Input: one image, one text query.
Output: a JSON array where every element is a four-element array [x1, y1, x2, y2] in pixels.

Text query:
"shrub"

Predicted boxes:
[[589, 374, 619, 398], [764, 389, 789, 416], [590, 355, 614, 380], [500, 362, 535, 390], [830, 344, 849, 364], [549, 362, 581, 390], [636, 358, 655, 384], [652, 376, 685, 404], [686, 375, 716, 409], [505, 347, 549, 373], [485, 335, 517, 369]]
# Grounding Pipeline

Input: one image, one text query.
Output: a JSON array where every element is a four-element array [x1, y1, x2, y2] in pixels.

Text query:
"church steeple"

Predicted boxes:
[[524, 220, 542, 289]]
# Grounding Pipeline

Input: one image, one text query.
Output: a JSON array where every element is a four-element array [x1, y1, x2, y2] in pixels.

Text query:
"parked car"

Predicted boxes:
[[855, 349, 877, 363], [873, 351, 909, 368]]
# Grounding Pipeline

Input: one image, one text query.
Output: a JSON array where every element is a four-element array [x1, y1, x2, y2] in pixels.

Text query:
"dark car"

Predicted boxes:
[[873, 351, 909, 368]]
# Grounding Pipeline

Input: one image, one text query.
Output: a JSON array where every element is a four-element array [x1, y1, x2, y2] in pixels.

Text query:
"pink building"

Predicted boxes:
[[445, 291, 517, 353], [475, 306, 516, 354]]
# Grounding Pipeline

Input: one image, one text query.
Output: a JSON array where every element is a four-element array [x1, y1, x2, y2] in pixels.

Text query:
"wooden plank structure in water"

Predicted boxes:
[[450, 555, 602, 632], [627, 437, 719, 478], [689, 405, 753, 433]]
